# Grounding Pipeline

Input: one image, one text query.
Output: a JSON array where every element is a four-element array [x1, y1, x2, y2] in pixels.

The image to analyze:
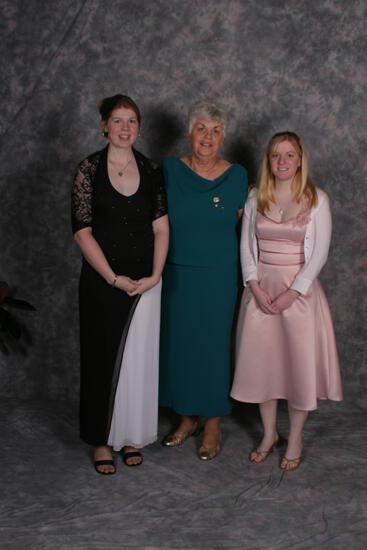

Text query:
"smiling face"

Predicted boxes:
[[189, 119, 224, 160], [270, 139, 301, 184], [102, 107, 139, 149]]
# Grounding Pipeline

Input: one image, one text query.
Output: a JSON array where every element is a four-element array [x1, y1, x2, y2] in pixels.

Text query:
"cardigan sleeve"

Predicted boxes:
[[240, 192, 258, 285], [291, 191, 332, 295]]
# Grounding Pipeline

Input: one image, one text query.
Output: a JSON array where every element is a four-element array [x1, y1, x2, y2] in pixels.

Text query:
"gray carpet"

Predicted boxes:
[[2, 399, 366, 549]]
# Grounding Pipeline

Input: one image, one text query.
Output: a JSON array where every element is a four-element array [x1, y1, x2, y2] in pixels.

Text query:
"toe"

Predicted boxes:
[[126, 456, 142, 466]]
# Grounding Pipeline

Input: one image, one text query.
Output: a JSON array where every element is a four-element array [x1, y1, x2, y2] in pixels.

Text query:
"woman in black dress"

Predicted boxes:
[[72, 94, 169, 474]]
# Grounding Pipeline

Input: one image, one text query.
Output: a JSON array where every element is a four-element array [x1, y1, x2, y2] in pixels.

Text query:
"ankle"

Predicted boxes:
[[262, 430, 278, 442], [94, 445, 112, 457], [179, 416, 197, 432], [287, 437, 303, 448], [285, 440, 303, 459], [203, 428, 221, 443]]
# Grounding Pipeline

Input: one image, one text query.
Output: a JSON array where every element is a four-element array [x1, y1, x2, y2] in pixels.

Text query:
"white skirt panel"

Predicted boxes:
[[107, 280, 162, 450]]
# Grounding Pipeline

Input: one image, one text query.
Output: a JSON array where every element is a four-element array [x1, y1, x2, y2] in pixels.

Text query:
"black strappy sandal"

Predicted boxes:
[[94, 459, 116, 475], [122, 450, 143, 467]]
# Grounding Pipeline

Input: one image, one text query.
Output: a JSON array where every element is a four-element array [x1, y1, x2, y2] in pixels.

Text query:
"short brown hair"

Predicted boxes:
[[98, 94, 141, 125]]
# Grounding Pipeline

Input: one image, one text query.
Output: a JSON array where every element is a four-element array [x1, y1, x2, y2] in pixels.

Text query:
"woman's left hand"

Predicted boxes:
[[127, 276, 160, 296], [271, 289, 300, 312]]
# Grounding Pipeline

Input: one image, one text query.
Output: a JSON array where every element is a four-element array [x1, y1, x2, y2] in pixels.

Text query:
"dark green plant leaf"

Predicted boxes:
[[3, 297, 36, 311], [0, 307, 10, 327], [6, 317, 21, 339], [0, 310, 21, 339], [0, 284, 35, 354], [0, 282, 9, 305], [0, 340, 10, 354]]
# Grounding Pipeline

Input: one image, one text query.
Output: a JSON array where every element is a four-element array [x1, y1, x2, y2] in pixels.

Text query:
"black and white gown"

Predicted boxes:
[[71, 146, 167, 449]]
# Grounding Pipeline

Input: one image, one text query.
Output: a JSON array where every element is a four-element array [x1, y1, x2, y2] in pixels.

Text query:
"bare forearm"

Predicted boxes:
[[74, 228, 115, 285], [152, 228, 169, 280], [248, 280, 259, 292], [151, 215, 169, 280]]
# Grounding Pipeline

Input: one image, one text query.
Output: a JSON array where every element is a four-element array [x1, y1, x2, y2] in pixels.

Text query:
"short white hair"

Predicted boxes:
[[188, 100, 227, 136]]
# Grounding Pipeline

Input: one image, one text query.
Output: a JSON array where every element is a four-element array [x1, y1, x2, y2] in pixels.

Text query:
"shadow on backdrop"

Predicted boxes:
[[146, 108, 185, 161]]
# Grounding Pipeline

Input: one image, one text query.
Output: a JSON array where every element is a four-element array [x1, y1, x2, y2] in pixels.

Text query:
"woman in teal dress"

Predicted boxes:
[[159, 101, 248, 460]]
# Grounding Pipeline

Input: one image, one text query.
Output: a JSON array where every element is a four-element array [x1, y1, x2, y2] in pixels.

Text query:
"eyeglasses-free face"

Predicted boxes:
[[189, 119, 224, 161], [102, 107, 139, 149], [270, 140, 301, 184]]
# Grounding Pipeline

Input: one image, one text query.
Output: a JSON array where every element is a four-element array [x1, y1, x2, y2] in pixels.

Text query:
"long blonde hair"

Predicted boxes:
[[257, 131, 318, 214]]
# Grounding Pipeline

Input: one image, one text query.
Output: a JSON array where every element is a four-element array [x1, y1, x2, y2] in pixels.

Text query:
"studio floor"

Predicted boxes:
[[1, 398, 366, 549]]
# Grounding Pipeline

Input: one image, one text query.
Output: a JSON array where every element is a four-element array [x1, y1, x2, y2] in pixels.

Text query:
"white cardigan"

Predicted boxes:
[[240, 187, 332, 296]]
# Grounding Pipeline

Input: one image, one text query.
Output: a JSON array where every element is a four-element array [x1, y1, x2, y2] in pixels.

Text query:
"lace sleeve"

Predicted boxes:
[[71, 155, 100, 233], [151, 165, 168, 220]]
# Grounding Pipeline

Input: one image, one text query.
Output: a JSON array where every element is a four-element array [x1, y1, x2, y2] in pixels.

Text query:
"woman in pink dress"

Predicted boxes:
[[231, 131, 343, 472]]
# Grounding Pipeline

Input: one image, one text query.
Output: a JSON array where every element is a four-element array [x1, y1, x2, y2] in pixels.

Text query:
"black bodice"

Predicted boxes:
[[72, 147, 167, 278]]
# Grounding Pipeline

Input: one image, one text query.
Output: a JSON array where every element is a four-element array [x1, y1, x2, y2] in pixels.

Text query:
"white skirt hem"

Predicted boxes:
[[107, 280, 161, 450]]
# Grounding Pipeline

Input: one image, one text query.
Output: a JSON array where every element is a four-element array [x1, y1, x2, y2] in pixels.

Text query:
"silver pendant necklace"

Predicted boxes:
[[275, 192, 284, 215], [110, 155, 133, 177], [118, 155, 133, 176], [274, 193, 284, 216]]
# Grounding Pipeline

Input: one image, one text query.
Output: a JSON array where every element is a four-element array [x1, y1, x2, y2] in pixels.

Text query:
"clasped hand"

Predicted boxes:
[[249, 281, 299, 314], [114, 275, 159, 296]]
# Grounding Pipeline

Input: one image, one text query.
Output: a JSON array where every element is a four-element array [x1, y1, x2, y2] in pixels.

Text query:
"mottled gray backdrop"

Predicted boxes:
[[0, 0, 366, 405]]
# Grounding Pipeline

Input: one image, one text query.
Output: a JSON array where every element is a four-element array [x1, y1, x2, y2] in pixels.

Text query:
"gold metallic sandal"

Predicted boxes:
[[198, 434, 221, 461], [162, 421, 200, 447]]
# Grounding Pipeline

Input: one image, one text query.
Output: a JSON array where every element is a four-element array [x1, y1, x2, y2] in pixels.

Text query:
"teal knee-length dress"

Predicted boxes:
[[159, 158, 248, 417]]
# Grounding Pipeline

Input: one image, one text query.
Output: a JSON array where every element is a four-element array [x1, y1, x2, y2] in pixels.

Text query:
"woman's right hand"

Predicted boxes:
[[248, 280, 278, 314], [114, 275, 139, 294]]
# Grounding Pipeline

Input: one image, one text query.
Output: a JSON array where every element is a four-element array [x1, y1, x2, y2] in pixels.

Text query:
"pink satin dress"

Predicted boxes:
[[231, 210, 343, 411]]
